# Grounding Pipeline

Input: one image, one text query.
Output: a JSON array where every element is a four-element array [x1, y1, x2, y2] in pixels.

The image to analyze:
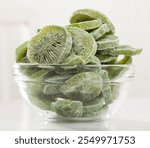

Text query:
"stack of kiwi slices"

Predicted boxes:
[[15, 9, 142, 119]]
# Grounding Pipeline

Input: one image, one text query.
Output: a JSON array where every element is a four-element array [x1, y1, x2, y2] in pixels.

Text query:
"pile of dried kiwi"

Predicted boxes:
[[15, 9, 142, 118]]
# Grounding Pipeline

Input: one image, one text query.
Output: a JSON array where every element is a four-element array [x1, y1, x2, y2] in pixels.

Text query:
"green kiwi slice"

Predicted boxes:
[[16, 41, 28, 63], [29, 95, 53, 111], [64, 26, 97, 64], [116, 56, 132, 64], [96, 45, 142, 56], [97, 35, 119, 50], [63, 54, 85, 65], [106, 56, 132, 80], [100, 70, 112, 104], [82, 97, 106, 117], [96, 54, 117, 63], [43, 84, 60, 95], [90, 24, 110, 40], [96, 48, 117, 56], [115, 45, 142, 56], [30, 69, 50, 81], [20, 56, 30, 63], [25, 83, 53, 110], [59, 72, 102, 102], [69, 20, 102, 31], [111, 85, 120, 102], [87, 56, 101, 65], [51, 98, 83, 117], [70, 9, 115, 34], [27, 25, 72, 64]]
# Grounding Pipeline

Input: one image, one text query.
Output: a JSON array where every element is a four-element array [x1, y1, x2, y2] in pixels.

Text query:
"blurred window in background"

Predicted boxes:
[[0, 21, 30, 100]]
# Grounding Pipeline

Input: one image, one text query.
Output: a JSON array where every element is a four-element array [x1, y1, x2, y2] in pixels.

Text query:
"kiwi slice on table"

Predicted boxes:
[[70, 9, 115, 34], [64, 26, 97, 65], [27, 25, 72, 64]]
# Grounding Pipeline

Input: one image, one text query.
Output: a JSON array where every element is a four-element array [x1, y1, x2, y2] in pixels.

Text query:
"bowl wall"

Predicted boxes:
[[13, 64, 134, 121]]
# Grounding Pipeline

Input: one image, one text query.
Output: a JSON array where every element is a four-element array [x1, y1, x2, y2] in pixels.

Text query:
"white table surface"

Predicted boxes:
[[0, 98, 150, 131]]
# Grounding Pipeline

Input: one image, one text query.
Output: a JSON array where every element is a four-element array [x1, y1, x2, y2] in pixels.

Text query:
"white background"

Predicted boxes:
[[0, 0, 150, 131], [0, 0, 149, 100]]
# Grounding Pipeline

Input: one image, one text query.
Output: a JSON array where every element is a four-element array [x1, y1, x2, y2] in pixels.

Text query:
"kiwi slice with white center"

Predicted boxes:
[[27, 25, 72, 64]]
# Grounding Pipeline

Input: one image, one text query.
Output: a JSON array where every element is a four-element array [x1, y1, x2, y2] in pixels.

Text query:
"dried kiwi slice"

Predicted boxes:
[[25, 83, 53, 110], [90, 24, 110, 40], [96, 45, 142, 57], [100, 70, 112, 104], [116, 56, 132, 64], [115, 45, 142, 56], [20, 56, 30, 63], [69, 20, 102, 31], [96, 54, 117, 64], [51, 99, 83, 117], [59, 72, 102, 102], [27, 25, 72, 64], [87, 56, 101, 65], [64, 27, 97, 64], [29, 95, 53, 111], [18, 64, 40, 78], [63, 54, 85, 65], [97, 35, 119, 50], [106, 56, 132, 80], [43, 84, 60, 95], [70, 9, 115, 34], [43, 75, 71, 95], [16, 41, 28, 63], [45, 75, 71, 84], [96, 48, 117, 56], [30, 69, 49, 81], [82, 97, 106, 117], [111, 85, 120, 102]]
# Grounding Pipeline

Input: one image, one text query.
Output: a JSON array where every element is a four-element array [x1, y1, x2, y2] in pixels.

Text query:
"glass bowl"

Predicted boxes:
[[13, 64, 134, 121]]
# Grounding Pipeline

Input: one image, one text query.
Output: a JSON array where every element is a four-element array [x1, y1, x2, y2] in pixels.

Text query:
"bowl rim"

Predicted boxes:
[[13, 63, 135, 68], [13, 63, 135, 83]]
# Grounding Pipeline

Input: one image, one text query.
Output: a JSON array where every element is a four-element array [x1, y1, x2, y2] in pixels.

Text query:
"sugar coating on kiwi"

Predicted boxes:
[[27, 25, 72, 64]]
